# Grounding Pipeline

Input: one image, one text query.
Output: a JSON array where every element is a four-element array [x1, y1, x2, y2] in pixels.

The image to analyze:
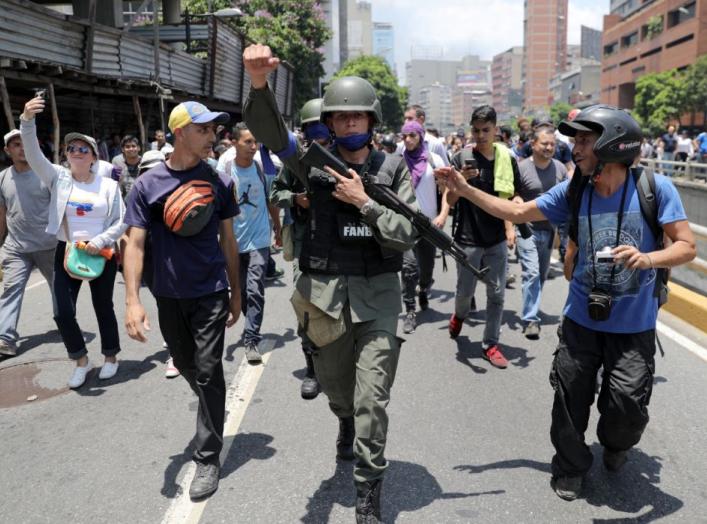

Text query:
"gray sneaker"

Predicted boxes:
[[189, 461, 220, 500], [524, 321, 541, 340], [403, 311, 416, 334], [551, 475, 582, 501], [245, 343, 262, 364], [0, 340, 17, 357]]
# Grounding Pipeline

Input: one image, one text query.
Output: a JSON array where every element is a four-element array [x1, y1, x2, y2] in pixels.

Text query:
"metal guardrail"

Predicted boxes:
[[639, 157, 707, 181]]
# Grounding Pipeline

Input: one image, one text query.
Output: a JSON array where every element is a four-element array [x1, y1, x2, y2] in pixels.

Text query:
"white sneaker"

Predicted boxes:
[[68, 361, 94, 389], [165, 357, 180, 379], [99, 360, 119, 380]]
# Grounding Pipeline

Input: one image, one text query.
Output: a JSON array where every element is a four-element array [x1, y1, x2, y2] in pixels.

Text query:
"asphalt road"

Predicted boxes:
[[1, 249, 706, 524]]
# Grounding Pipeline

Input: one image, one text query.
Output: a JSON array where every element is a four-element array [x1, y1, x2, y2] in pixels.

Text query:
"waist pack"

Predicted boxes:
[[163, 179, 215, 236]]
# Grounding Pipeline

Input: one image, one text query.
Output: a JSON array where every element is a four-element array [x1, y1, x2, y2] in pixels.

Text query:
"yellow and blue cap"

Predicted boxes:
[[168, 101, 229, 133]]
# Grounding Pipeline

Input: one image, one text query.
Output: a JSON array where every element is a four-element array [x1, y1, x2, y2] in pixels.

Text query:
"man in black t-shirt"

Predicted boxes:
[[448, 105, 520, 369], [123, 101, 240, 502]]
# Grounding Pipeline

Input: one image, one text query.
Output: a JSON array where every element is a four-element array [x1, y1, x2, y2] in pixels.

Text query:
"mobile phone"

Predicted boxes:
[[34, 88, 46, 99], [464, 158, 478, 170]]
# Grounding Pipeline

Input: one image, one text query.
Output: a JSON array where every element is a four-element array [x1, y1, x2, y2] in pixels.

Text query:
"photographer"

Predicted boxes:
[[435, 105, 695, 501]]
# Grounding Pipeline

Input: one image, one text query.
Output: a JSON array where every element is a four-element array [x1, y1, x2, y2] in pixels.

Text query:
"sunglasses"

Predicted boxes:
[[67, 145, 91, 154]]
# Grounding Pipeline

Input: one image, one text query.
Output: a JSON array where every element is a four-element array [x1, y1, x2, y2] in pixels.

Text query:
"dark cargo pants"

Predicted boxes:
[[311, 305, 401, 485], [549, 317, 656, 478]]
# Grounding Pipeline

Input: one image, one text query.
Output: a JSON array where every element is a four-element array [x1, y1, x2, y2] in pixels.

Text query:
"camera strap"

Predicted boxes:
[[587, 173, 630, 290]]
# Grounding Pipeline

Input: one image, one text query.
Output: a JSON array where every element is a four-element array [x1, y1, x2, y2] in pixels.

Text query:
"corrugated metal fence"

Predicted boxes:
[[0, 0, 293, 116]]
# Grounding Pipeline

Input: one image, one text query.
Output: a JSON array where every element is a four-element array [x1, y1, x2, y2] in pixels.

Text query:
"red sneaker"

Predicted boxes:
[[482, 344, 508, 369], [448, 314, 463, 338]]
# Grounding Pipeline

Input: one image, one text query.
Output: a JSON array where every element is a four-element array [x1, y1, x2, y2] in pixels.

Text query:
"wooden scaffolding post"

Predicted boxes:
[[0, 76, 15, 130], [133, 95, 146, 149], [48, 83, 60, 164]]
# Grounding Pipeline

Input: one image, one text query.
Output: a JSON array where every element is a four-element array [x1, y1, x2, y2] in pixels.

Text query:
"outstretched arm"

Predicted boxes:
[[435, 166, 547, 224]]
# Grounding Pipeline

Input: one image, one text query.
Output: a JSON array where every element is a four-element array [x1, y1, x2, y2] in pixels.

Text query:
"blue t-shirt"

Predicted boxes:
[[124, 161, 239, 299], [696, 132, 707, 154], [536, 173, 687, 333], [231, 162, 272, 253]]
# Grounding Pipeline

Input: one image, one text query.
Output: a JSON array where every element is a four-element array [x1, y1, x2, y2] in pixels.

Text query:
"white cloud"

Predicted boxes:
[[370, 0, 609, 84]]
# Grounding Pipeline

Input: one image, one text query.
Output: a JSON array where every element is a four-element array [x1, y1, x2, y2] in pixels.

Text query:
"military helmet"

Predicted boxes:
[[300, 98, 323, 125], [558, 105, 642, 165], [321, 76, 382, 125]]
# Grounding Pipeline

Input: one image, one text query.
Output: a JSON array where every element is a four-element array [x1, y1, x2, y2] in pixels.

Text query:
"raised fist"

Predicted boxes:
[[243, 44, 280, 87]]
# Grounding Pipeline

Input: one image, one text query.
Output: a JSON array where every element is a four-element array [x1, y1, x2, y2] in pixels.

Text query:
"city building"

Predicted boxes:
[[492, 47, 524, 121], [452, 87, 493, 128], [372, 22, 395, 73], [610, 0, 658, 18], [340, 0, 372, 66], [407, 54, 490, 134], [549, 62, 602, 106], [601, 0, 706, 109], [581, 25, 603, 60], [419, 83, 453, 133], [406, 55, 489, 105], [320, 0, 342, 81], [522, 0, 569, 112]]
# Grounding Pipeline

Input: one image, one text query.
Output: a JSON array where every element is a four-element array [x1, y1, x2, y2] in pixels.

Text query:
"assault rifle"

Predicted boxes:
[[300, 142, 493, 288]]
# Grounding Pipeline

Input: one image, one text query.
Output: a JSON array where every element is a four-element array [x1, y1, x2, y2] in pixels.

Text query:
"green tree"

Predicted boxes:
[[634, 70, 686, 134], [549, 102, 574, 126], [185, 0, 332, 112], [331, 55, 407, 130], [681, 55, 707, 126]]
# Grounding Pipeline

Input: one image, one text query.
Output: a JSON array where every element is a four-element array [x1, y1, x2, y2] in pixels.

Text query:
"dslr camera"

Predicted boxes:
[[587, 287, 612, 321]]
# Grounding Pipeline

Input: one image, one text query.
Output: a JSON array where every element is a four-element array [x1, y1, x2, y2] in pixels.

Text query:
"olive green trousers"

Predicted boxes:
[[311, 304, 402, 484]]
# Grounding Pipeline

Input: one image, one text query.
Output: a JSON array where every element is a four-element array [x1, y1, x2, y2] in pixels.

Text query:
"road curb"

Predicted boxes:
[[664, 282, 707, 334]]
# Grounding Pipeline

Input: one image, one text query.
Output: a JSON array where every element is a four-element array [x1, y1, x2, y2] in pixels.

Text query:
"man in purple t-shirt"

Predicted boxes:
[[122, 102, 241, 501]]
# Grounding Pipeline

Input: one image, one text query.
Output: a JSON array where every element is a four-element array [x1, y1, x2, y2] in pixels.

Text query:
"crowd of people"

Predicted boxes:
[[0, 41, 698, 523]]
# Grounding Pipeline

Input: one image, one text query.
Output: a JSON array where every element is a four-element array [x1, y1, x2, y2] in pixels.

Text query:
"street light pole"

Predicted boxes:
[[184, 7, 191, 53]]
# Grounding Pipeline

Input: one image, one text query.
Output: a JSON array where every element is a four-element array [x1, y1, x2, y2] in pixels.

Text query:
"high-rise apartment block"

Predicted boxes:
[[373, 22, 395, 72], [522, 0, 568, 111], [492, 46, 524, 120]]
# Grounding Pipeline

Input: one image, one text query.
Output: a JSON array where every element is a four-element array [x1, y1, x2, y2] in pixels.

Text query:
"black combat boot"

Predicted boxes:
[[336, 416, 355, 460], [355, 479, 382, 523], [301, 346, 321, 400]]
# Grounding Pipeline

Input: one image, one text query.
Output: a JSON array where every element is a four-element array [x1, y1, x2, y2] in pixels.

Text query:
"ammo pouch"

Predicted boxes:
[[290, 288, 346, 347]]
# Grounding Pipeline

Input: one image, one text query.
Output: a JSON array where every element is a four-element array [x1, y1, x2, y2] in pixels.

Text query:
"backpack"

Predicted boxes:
[[566, 167, 669, 306]]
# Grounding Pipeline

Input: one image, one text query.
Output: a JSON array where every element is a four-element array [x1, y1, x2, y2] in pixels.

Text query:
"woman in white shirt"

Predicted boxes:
[[20, 96, 126, 389]]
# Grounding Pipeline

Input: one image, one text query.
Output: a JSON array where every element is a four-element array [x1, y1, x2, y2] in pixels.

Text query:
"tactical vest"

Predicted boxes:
[[299, 149, 404, 277]]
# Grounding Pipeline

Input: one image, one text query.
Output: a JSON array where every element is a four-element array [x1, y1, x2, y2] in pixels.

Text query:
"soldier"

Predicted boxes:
[[269, 97, 329, 400], [243, 44, 417, 523]]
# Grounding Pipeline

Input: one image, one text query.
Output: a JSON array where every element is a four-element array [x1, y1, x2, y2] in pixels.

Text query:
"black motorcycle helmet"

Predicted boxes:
[[380, 133, 396, 148], [558, 105, 642, 166]]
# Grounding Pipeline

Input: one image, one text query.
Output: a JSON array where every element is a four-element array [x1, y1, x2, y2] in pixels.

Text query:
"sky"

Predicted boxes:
[[370, 0, 611, 83]]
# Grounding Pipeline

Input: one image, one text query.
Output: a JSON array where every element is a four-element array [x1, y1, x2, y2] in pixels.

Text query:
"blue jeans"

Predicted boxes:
[[517, 227, 554, 323], [0, 246, 55, 348], [454, 241, 507, 347], [661, 151, 674, 176], [239, 247, 268, 345]]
